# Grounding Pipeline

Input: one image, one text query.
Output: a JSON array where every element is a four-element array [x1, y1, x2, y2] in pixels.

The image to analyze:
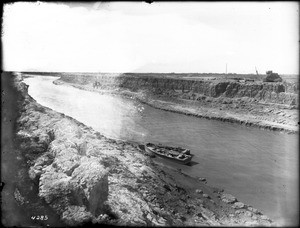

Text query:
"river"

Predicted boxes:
[[24, 75, 299, 226]]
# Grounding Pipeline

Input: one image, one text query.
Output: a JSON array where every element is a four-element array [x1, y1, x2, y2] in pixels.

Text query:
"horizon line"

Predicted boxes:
[[6, 70, 298, 76]]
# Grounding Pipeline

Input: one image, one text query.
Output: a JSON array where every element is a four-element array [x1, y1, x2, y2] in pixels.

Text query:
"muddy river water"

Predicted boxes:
[[24, 76, 298, 226]]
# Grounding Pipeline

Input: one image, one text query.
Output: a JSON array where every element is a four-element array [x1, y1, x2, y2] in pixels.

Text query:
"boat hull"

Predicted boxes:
[[145, 144, 193, 165]]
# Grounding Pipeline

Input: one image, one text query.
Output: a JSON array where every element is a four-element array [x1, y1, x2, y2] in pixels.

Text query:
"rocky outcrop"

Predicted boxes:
[[220, 194, 237, 204], [7, 74, 110, 225]]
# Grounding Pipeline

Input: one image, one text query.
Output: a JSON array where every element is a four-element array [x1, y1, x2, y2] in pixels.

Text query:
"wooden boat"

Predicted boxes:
[[145, 143, 193, 165]]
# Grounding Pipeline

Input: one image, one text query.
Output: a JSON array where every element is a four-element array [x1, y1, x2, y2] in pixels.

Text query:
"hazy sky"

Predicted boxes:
[[2, 1, 299, 74]]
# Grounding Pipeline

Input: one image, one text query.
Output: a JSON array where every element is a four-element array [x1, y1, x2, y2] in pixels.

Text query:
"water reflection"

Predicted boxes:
[[25, 76, 146, 140]]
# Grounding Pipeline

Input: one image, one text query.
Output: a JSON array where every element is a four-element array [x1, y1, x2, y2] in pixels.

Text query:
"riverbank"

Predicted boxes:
[[2, 72, 275, 226], [53, 75, 298, 134]]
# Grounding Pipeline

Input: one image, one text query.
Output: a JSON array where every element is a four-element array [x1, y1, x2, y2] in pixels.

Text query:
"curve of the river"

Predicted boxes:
[[24, 76, 298, 226]]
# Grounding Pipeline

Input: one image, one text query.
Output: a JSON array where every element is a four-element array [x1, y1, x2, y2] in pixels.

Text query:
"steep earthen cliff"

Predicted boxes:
[[59, 74, 298, 107]]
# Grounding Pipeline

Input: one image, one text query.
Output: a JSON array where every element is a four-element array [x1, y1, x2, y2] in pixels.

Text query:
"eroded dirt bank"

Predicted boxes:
[[1, 72, 275, 226], [56, 73, 298, 134]]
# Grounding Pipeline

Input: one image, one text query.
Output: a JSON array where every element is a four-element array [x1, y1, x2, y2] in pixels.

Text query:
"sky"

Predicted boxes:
[[2, 1, 299, 74]]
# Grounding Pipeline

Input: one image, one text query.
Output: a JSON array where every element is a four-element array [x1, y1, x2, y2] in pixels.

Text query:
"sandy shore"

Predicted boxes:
[[2, 72, 275, 226]]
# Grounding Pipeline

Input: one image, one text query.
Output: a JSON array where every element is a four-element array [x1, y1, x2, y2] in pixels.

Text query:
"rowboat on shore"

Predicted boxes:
[[144, 143, 193, 165]]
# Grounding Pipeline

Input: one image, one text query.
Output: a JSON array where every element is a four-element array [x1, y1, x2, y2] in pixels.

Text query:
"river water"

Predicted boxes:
[[24, 76, 299, 226]]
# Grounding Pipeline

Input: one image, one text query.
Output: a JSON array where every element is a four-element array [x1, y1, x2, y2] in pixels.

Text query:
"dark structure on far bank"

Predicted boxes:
[[263, 71, 283, 82]]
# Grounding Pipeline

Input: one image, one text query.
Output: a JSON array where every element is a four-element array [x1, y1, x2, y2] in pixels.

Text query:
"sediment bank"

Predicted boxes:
[[54, 73, 298, 134], [2, 72, 275, 226]]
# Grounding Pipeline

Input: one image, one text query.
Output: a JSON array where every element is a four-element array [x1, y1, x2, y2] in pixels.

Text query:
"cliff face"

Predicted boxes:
[[59, 74, 298, 107]]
